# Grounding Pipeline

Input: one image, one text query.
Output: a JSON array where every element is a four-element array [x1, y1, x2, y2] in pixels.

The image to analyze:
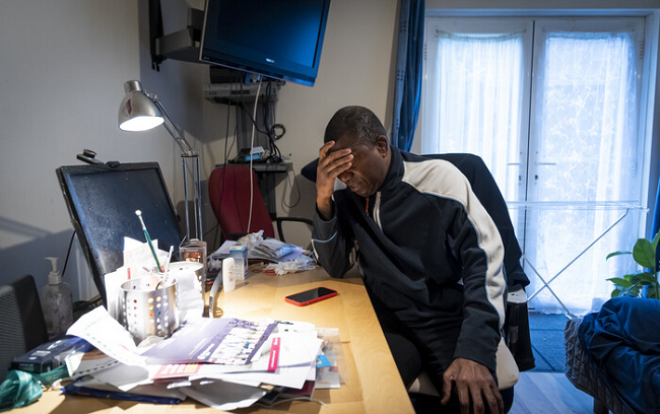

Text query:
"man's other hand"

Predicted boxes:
[[316, 140, 352, 220], [441, 358, 503, 414]]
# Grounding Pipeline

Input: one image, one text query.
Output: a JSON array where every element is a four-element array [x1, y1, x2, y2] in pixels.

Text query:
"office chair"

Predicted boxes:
[[0, 275, 49, 382], [208, 165, 313, 243]]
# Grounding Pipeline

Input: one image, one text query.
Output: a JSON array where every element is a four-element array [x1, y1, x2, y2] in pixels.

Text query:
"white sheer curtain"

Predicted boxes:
[[526, 30, 641, 314], [422, 18, 645, 315], [422, 32, 524, 202]]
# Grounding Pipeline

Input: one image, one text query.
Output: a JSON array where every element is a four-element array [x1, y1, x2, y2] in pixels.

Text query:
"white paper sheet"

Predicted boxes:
[[251, 333, 323, 370], [103, 267, 129, 322], [179, 380, 266, 411], [88, 362, 151, 391], [212, 361, 317, 389], [66, 306, 145, 368]]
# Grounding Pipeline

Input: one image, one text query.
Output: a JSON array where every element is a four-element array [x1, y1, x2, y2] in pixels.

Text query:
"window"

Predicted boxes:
[[422, 16, 650, 314]]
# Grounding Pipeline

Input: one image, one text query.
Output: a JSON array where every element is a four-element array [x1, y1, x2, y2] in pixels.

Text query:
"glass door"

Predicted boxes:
[[524, 18, 646, 313], [422, 16, 649, 314]]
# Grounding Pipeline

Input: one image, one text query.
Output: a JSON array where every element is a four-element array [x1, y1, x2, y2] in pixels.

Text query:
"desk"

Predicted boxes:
[[18, 268, 414, 414]]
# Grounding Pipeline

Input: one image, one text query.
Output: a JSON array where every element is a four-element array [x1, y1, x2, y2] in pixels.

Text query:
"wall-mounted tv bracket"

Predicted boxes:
[[150, 0, 205, 71]]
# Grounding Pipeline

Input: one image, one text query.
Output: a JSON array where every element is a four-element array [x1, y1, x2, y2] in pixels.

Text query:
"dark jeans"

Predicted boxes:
[[383, 327, 514, 413]]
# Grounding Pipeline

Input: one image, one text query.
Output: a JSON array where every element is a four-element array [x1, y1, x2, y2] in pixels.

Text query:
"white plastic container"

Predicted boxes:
[[40, 257, 73, 340], [222, 257, 236, 292]]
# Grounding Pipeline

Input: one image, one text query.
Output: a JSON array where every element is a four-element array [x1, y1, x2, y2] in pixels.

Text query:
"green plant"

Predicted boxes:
[[606, 232, 660, 299]]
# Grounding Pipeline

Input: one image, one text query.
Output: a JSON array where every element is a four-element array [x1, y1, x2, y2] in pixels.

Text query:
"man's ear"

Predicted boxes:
[[375, 135, 389, 157]]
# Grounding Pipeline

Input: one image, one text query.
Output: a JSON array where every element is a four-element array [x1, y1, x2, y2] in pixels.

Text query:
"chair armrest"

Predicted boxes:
[[273, 217, 313, 243]]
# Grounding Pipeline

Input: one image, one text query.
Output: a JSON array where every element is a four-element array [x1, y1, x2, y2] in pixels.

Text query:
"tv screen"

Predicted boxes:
[[56, 162, 184, 304], [199, 0, 331, 87]]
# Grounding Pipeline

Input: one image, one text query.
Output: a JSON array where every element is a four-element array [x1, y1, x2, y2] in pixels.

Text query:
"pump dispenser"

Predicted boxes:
[[41, 257, 73, 339]]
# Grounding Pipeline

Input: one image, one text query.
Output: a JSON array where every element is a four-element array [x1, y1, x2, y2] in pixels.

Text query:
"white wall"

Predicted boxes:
[[197, 0, 400, 248], [0, 0, 400, 298], [0, 0, 201, 300], [276, 0, 399, 245]]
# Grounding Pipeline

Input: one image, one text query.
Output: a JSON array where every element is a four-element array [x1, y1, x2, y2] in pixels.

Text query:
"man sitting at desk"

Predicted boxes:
[[311, 106, 508, 414]]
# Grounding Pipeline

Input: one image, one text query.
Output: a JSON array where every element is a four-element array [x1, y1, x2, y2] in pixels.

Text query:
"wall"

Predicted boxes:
[[197, 0, 400, 248], [275, 0, 399, 247], [0, 0, 201, 300], [0, 0, 400, 299]]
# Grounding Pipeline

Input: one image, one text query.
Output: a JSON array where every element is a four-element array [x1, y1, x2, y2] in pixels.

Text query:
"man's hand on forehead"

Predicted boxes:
[[316, 140, 353, 220], [322, 140, 352, 159]]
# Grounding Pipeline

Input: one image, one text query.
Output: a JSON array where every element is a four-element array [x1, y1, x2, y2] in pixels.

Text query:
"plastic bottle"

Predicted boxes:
[[41, 257, 73, 340], [222, 257, 236, 292]]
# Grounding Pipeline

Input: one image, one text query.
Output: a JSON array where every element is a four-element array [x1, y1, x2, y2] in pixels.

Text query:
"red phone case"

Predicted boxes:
[[285, 287, 338, 306]]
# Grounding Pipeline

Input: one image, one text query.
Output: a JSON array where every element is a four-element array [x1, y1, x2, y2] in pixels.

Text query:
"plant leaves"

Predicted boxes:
[[606, 251, 632, 261], [633, 238, 655, 269], [633, 272, 658, 285], [652, 231, 660, 253], [607, 277, 632, 288], [620, 284, 642, 297], [611, 289, 620, 298]]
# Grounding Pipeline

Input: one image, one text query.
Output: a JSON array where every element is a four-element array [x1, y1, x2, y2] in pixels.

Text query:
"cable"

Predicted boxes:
[[281, 168, 302, 210], [61, 230, 76, 278], [236, 81, 286, 163], [246, 77, 263, 234], [212, 83, 238, 248]]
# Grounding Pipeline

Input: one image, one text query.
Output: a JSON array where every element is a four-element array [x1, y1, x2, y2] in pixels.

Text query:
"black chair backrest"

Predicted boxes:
[[0, 275, 48, 382], [423, 153, 529, 290]]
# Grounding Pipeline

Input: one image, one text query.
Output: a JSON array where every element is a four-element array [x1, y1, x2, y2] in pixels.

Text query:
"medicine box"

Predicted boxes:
[[12, 336, 90, 374]]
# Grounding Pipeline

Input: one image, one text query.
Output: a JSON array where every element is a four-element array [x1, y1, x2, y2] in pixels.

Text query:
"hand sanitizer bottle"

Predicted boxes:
[[41, 257, 73, 339]]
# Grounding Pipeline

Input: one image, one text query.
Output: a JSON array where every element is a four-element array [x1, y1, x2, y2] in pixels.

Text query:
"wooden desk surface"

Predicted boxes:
[[18, 267, 414, 414]]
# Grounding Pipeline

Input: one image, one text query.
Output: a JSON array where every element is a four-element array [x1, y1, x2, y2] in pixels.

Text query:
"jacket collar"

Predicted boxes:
[[377, 145, 403, 195]]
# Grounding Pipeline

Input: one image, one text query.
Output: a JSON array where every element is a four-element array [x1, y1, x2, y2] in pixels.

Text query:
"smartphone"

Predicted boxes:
[[285, 287, 338, 306]]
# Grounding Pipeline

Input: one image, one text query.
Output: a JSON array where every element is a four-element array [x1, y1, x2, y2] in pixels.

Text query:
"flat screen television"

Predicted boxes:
[[56, 162, 184, 304], [199, 0, 331, 87]]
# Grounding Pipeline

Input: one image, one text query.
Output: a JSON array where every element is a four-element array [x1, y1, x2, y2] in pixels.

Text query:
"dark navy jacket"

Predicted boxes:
[[312, 146, 507, 372]]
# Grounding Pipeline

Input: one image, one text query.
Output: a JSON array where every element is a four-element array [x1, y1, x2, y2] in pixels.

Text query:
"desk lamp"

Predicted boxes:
[[118, 80, 203, 243]]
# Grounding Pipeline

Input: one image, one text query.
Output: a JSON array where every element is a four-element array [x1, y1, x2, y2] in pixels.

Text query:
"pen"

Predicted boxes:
[[63, 382, 181, 405], [135, 210, 162, 272]]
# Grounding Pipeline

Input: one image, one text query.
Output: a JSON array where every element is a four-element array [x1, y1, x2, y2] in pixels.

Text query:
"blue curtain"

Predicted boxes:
[[391, 0, 425, 152], [653, 168, 660, 273], [653, 180, 660, 238]]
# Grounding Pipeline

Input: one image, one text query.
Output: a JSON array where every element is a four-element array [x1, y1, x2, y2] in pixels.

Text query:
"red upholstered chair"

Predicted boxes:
[[208, 165, 312, 242]]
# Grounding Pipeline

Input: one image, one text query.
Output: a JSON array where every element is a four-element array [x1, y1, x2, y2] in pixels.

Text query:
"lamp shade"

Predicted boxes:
[[118, 80, 164, 132]]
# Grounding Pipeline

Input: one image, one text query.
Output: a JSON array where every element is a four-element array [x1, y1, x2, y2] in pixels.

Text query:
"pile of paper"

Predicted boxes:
[[61, 307, 342, 410]]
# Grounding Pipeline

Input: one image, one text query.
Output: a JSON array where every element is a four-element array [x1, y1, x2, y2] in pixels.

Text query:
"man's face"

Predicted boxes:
[[330, 135, 389, 198]]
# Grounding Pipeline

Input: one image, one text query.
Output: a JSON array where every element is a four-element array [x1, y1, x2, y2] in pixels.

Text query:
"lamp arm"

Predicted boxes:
[[152, 98, 197, 156]]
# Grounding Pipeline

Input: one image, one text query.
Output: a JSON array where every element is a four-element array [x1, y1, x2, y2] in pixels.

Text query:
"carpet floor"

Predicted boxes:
[[528, 313, 570, 372]]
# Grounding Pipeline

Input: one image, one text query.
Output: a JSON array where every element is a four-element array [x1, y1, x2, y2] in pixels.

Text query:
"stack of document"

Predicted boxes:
[[61, 306, 342, 410]]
